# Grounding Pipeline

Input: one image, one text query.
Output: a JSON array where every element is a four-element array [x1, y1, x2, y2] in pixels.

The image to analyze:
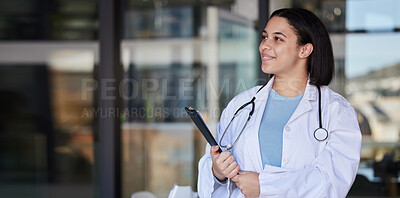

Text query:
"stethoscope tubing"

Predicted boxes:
[[219, 84, 329, 150]]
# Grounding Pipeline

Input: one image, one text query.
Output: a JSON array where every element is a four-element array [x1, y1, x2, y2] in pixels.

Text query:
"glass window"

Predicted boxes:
[[0, 0, 97, 40], [0, 43, 96, 198], [121, 1, 258, 197], [0, 0, 97, 197], [346, 32, 400, 197], [345, 1, 400, 197], [346, 0, 400, 32]]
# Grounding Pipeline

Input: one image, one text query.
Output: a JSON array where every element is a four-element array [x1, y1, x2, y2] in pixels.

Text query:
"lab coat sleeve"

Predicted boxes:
[[197, 106, 231, 197], [258, 107, 362, 198], [197, 142, 229, 198], [197, 87, 258, 197]]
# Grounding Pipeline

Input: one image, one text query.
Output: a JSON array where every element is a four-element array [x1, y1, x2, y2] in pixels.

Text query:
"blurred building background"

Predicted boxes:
[[0, 0, 399, 197]]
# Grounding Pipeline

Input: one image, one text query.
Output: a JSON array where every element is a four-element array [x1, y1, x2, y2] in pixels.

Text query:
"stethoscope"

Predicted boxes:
[[219, 83, 329, 150]]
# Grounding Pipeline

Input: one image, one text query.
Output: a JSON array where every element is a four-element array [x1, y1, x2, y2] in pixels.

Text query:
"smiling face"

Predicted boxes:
[[259, 16, 309, 78]]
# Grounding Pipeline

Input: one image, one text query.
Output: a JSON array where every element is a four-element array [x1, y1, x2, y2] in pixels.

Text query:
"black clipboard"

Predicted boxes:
[[185, 107, 222, 153]]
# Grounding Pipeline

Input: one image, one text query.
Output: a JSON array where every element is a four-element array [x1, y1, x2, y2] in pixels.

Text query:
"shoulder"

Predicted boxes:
[[321, 86, 355, 116], [220, 86, 261, 119], [232, 86, 260, 103], [321, 86, 361, 142]]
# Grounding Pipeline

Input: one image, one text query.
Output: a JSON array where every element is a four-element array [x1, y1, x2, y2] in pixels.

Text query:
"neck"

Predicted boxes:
[[272, 75, 308, 97]]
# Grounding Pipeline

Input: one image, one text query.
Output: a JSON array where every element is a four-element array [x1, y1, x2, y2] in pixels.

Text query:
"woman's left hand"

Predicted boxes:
[[231, 171, 260, 198]]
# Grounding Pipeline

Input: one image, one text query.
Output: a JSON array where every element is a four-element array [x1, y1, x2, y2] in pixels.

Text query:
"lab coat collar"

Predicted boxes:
[[242, 78, 272, 172], [303, 79, 318, 101], [253, 76, 274, 103], [244, 76, 319, 172]]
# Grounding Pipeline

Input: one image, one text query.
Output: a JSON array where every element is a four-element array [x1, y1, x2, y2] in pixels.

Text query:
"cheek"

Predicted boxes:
[[277, 46, 295, 58], [274, 47, 283, 57]]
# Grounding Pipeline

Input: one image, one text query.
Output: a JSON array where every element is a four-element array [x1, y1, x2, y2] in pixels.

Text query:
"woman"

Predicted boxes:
[[197, 8, 361, 198]]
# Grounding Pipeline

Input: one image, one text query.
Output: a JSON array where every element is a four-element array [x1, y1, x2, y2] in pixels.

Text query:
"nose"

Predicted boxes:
[[260, 39, 272, 50]]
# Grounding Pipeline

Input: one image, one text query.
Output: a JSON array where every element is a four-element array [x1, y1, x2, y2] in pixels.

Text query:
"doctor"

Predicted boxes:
[[197, 8, 362, 198]]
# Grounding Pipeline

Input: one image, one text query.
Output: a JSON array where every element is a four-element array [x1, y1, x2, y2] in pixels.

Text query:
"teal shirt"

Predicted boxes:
[[258, 89, 304, 167]]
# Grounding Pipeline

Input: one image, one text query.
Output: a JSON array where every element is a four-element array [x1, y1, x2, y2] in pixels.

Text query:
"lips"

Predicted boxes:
[[261, 54, 275, 61]]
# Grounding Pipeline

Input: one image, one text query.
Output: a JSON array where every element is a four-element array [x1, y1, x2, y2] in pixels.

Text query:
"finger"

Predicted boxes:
[[223, 155, 235, 165], [224, 162, 239, 178], [225, 161, 238, 172], [238, 170, 249, 175], [220, 150, 231, 159], [216, 151, 231, 164], [231, 175, 239, 183], [226, 164, 240, 178], [210, 146, 220, 158], [214, 160, 228, 172], [213, 155, 230, 171]]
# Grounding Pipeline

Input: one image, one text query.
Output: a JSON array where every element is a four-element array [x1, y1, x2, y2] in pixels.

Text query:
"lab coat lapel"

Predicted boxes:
[[243, 77, 274, 172], [287, 83, 317, 124]]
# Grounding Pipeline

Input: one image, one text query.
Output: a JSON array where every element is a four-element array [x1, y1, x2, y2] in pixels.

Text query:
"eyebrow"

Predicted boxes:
[[262, 30, 287, 38]]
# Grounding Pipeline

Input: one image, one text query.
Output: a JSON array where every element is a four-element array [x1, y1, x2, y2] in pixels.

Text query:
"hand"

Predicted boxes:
[[231, 171, 260, 198], [210, 145, 240, 182]]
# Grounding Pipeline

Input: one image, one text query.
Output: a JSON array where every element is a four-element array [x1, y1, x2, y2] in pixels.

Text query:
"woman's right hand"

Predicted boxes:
[[210, 145, 240, 182]]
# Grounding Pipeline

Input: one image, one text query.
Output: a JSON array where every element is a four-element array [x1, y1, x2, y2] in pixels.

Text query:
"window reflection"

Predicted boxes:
[[125, 6, 194, 38], [122, 1, 258, 198], [0, 43, 95, 197], [346, 34, 400, 139], [346, 33, 400, 196], [346, 0, 400, 32], [0, 0, 97, 40]]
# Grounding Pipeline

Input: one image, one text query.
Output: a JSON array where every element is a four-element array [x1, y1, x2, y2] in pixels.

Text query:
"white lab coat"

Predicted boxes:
[[197, 77, 362, 198]]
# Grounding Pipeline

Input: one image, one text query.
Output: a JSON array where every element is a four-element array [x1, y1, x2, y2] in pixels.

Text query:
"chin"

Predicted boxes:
[[261, 64, 273, 74]]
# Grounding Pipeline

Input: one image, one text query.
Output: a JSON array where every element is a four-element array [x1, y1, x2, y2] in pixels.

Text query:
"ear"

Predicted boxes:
[[298, 43, 313, 59]]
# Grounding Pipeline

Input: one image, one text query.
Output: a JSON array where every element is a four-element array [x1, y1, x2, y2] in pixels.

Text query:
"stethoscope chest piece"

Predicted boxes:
[[314, 128, 328, 141]]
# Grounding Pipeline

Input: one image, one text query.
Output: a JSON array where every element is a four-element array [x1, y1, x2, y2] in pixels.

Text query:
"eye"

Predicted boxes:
[[262, 35, 268, 40], [274, 37, 282, 41]]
